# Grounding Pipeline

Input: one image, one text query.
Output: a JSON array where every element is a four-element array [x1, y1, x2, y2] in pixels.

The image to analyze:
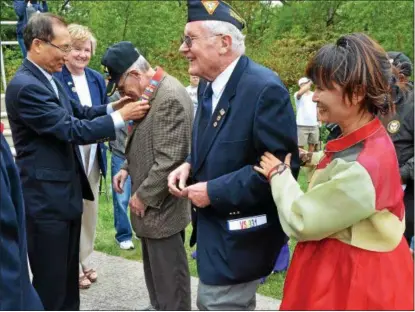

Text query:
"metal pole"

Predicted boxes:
[[0, 41, 19, 45], [0, 44, 6, 92], [0, 21, 18, 25], [0, 21, 18, 92]]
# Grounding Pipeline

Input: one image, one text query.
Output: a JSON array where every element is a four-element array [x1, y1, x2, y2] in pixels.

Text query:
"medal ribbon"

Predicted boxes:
[[128, 67, 164, 133]]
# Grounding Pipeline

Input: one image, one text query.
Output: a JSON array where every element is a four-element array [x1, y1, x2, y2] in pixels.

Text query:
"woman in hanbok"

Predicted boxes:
[[254, 33, 414, 310]]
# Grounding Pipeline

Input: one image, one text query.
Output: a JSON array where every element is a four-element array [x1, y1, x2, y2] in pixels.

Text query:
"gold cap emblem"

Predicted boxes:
[[202, 0, 219, 15]]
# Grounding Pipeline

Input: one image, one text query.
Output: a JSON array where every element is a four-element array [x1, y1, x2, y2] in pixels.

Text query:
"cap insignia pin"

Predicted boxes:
[[202, 0, 219, 15]]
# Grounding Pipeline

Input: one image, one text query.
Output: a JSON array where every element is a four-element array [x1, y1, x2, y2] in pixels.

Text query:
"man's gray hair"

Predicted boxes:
[[202, 20, 245, 55], [128, 54, 151, 74]]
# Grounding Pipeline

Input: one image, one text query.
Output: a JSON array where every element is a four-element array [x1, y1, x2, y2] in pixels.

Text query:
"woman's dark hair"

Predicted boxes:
[[305, 33, 393, 115], [23, 13, 67, 51]]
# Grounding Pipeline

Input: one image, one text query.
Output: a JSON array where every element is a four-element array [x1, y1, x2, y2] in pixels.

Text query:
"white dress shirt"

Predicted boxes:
[[28, 57, 59, 98], [210, 56, 241, 114], [72, 73, 98, 177]]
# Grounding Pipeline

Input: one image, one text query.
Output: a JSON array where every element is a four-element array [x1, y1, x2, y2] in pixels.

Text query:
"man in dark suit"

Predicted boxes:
[[0, 124, 43, 310], [168, 1, 299, 310], [5, 13, 149, 310]]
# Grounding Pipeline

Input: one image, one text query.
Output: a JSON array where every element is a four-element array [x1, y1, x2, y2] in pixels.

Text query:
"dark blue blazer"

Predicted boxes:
[[5, 59, 116, 220], [190, 56, 300, 285], [54, 65, 109, 177], [0, 132, 43, 310]]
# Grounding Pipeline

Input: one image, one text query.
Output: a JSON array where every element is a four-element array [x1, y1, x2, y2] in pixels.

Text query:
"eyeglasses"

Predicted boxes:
[[116, 71, 139, 96], [116, 72, 130, 95], [180, 34, 223, 48], [38, 39, 72, 54]]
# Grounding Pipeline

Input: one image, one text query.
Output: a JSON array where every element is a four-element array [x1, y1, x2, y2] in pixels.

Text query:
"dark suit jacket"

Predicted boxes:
[[190, 55, 300, 285], [0, 131, 43, 310], [54, 65, 109, 177], [5, 59, 116, 220]]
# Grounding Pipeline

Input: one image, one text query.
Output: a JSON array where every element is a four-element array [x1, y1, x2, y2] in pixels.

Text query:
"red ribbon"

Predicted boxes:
[[128, 67, 164, 134], [0, 122, 4, 134]]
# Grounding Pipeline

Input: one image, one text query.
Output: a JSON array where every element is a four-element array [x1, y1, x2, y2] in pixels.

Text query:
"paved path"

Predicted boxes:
[[80, 251, 281, 310]]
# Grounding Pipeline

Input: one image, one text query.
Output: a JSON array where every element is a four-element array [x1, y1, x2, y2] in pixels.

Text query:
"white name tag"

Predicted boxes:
[[227, 214, 267, 231]]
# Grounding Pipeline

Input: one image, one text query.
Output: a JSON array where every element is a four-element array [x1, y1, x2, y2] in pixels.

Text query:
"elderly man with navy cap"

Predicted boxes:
[[168, 0, 299, 310], [104, 41, 193, 310]]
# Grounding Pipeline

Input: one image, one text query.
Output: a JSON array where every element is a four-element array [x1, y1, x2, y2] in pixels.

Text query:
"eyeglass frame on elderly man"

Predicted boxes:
[[115, 71, 132, 96], [180, 34, 223, 48], [37, 38, 72, 54]]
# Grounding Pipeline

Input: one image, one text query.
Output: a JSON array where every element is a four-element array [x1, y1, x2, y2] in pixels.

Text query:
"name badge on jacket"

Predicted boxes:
[[228, 214, 267, 231]]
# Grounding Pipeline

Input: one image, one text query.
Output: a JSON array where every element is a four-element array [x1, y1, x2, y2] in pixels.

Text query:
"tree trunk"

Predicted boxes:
[[122, 2, 132, 41]]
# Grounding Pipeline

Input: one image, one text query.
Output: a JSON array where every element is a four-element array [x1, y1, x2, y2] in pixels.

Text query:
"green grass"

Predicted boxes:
[[95, 167, 308, 299]]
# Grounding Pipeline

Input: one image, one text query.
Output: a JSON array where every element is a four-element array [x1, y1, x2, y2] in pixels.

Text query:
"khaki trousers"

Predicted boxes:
[[79, 145, 100, 274]]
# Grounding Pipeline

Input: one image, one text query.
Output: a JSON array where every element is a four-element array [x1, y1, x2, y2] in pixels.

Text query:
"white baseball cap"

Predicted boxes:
[[298, 77, 310, 86]]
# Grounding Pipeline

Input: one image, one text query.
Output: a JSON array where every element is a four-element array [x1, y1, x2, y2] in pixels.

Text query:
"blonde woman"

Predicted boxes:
[[55, 24, 108, 289]]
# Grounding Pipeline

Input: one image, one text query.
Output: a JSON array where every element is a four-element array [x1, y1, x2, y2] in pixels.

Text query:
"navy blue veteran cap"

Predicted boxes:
[[101, 41, 140, 96], [187, 0, 246, 30]]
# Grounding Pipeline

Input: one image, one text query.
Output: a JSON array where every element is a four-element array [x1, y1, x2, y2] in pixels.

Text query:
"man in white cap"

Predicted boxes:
[[294, 77, 319, 152]]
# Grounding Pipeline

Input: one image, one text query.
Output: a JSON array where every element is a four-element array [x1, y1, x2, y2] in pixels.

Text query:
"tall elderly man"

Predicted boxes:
[[5, 13, 149, 310], [108, 42, 193, 310], [168, 1, 299, 310]]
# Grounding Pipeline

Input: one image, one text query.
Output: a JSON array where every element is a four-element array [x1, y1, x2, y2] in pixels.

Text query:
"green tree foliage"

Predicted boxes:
[[0, 0, 413, 90]]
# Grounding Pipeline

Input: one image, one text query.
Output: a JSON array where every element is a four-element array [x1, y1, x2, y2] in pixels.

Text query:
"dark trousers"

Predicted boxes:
[[141, 232, 191, 310], [26, 217, 81, 310], [404, 186, 414, 244]]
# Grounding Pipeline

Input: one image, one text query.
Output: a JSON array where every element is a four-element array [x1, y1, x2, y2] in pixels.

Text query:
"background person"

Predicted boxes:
[[294, 77, 319, 152], [13, 0, 48, 58], [186, 74, 200, 118], [54, 23, 108, 290], [380, 51, 414, 246], [108, 90, 135, 250]]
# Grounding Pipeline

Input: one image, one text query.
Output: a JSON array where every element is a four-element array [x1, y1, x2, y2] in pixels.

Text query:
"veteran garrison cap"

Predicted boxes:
[[101, 41, 140, 96], [187, 0, 246, 31]]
